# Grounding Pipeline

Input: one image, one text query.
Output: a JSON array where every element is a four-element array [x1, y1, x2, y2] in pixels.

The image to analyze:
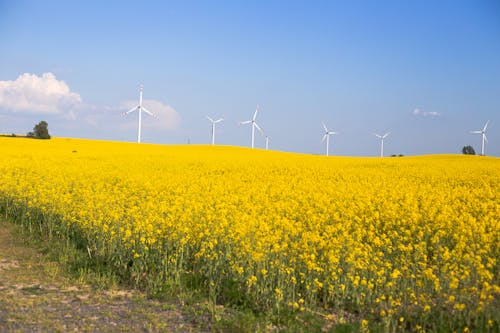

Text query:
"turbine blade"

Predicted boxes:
[[483, 120, 490, 132], [239, 120, 252, 125], [253, 106, 259, 121], [123, 106, 139, 116], [373, 133, 382, 138], [206, 116, 214, 122], [322, 122, 328, 132], [142, 107, 158, 118], [484, 134, 488, 143], [214, 118, 224, 123], [470, 131, 482, 134], [383, 132, 391, 139], [254, 122, 263, 133], [322, 134, 327, 142]]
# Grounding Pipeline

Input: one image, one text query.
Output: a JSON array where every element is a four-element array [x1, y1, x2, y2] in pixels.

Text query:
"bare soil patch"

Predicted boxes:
[[0, 222, 201, 332]]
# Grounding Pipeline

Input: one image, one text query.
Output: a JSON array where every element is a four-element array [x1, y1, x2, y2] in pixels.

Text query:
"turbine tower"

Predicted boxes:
[[265, 135, 269, 150], [373, 132, 391, 157], [322, 123, 338, 156], [122, 84, 157, 143], [470, 120, 489, 155], [206, 116, 224, 145], [239, 105, 263, 148]]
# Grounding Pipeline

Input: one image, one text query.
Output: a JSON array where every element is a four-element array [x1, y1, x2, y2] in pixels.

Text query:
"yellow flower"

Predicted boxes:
[[0, 137, 497, 328]]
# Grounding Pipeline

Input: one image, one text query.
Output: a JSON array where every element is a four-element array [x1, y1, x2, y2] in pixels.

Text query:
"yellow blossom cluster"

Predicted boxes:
[[0, 137, 498, 330]]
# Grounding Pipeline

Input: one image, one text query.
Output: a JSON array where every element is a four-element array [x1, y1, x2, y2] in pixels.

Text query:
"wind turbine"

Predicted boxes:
[[373, 132, 391, 157], [122, 84, 157, 143], [206, 116, 224, 145], [239, 105, 263, 148], [470, 120, 489, 155], [322, 123, 338, 156]]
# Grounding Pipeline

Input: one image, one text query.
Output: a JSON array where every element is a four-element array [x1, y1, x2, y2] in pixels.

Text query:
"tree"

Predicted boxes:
[[31, 121, 51, 139], [462, 145, 475, 155]]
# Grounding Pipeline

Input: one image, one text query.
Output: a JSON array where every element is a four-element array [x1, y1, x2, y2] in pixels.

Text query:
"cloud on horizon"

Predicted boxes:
[[0, 72, 180, 134], [412, 108, 441, 117], [0, 72, 82, 115]]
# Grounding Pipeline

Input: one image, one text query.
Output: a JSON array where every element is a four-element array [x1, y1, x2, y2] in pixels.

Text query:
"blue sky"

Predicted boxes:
[[0, 0, 499, 156]]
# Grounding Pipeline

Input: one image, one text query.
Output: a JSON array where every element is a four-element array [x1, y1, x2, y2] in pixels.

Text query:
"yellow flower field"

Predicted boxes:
[[0, 137, 498, 331]]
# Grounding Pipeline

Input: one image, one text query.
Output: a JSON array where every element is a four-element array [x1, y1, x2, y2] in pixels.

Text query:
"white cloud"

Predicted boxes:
[[0, 72, 180, 136], [412, 108, 441, 117], [121, 99, 180, 130], [0, 72, 82, 114]]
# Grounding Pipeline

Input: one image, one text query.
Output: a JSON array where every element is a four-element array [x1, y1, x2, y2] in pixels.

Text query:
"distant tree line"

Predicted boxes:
[[462, 145, 475, 155], [27, 121, 51, 139]]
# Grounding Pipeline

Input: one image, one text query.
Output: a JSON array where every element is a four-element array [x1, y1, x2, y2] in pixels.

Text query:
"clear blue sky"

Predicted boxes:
[[1, 0, 499, 156]]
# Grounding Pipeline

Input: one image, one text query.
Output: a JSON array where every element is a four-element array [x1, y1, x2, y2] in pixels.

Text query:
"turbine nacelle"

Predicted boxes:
[[373, 131, 391, 157], [240, 105, 264, 148], [122, 84, 158, 143], [321, 123, 339, 156], [207, 116, 224, 124], [470, 120, 490, 155], [373, 132, 391, 140], [207, 115, 224, 145]]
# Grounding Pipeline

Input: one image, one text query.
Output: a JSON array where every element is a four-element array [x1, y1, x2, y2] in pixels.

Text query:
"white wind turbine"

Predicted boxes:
[[322, 123, 338, 156], [470, 120, 489, 155], [122, 84, 157, 143], [206, 116, 224, 145], [239, 105, 263, 148], [373, 132, 391, 157]]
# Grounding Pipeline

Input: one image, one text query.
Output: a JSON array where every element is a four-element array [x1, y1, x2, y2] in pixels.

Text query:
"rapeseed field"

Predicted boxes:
[[0, 137, 498, 331]]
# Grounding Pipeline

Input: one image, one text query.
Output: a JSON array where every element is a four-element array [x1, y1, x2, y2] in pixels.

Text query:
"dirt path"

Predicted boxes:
[[0, 222, 201, 332]]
